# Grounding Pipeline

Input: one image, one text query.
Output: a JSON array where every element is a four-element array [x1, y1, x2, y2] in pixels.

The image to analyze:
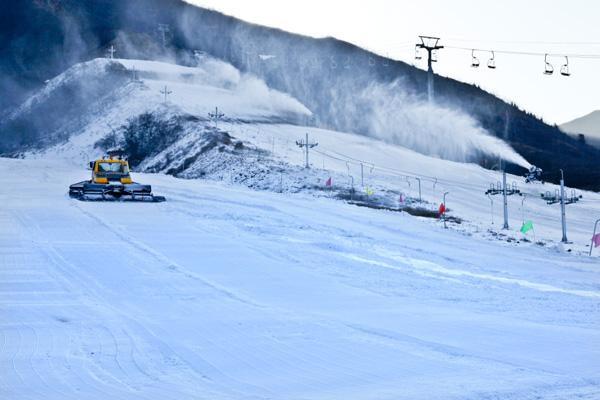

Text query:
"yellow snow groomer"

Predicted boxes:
[[69, 150, 166, 202]]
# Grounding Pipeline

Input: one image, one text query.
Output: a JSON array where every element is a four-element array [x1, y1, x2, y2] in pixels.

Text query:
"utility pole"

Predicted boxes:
[[416, 36, 443, 103], [502, 171, 509, 229], [131, 66, 141, 82], [559, 170, 567, 243], [107, 45, 116, 59], [443, 191, 449, 229], [541, 169, 582, 243], [485, 110, 519, 229], [160, 86, 172, 103], [158, 24, 170, 48], [360, 163, 364, 187], [208, 107, 225, 129], [487, 194, 494, 225], [295, 133, 318, 169], [590, 219, 600, 256]]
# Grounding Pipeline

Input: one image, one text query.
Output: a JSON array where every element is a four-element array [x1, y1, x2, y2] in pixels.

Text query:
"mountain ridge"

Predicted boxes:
[[560, 110, 600, 146], [1, 0, 599, 190]]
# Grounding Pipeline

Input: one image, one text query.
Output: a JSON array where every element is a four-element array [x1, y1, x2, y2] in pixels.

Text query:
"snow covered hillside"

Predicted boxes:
[[11, 57, 600, 255], [2, 157, 600, 399], [2, 55, 600, 400], [13, 57, 527, 168]]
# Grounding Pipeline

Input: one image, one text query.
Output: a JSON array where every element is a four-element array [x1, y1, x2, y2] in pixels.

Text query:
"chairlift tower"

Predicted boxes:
[[107, 45, 116, 59], [485, 171, 521, 230], [416, 36, 444, 103], [540, 169, 582, 243], [484, 110, 521, 230], [296, 133, 318, 169], [158, 24, 170, 48], [160, 86, 172, 103], [208, 107, 225, 129]]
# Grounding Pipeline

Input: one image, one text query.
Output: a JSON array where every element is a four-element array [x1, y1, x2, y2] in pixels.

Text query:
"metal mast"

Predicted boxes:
[[416, 36, 444, 102], [295, 133, 318, 169]]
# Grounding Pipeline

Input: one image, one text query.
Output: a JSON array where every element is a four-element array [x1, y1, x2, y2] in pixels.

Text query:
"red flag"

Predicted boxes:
[[399, 193, 404, 204], [439, 203, 446, 215], [592, 233, 600, 248], [325, 177, 332, 187]]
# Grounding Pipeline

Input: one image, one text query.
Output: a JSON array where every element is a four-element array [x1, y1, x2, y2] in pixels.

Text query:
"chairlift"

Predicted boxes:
[[560, 56, 571, 76], [487, 51, 496, 69], [415, 45, 422, 60], [471, 49, 480, 68], [544, 54, 554, 75], [431, 50, 438, 63]]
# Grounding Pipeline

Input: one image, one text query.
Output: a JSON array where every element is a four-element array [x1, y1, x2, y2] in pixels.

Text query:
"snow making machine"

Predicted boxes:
[[69, 150, 166, 202]]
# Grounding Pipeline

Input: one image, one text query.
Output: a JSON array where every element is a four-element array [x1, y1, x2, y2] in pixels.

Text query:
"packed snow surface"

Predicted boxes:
[[1, 157, 599, 399]]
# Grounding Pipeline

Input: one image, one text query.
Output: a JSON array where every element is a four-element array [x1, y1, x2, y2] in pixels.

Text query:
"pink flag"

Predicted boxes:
[[399, 194, 404, 204], [592, 233, 600, 248], [325, 177, 332, 187]]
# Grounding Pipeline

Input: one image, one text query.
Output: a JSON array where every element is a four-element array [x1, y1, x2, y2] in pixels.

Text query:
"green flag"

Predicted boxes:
[[364, 186, 374, 196], [520, 220, 534, 234]]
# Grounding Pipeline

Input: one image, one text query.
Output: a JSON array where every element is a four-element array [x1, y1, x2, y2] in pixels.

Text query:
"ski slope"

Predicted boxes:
[[20, 57, 599, 255], [227, 122, 600, 255], [2, 157, 599, 400]]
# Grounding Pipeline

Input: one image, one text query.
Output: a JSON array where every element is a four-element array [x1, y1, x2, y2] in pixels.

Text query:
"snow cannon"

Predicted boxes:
[[524, 165, 544, 184], [69, 150, 166, 202]]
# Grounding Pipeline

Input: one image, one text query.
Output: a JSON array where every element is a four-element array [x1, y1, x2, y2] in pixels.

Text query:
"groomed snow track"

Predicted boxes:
[[1, 158, 599, 400]]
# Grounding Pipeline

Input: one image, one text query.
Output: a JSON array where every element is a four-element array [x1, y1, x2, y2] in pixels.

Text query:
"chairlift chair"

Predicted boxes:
[[544, 54, 554, 75], [560, 56, 571, 76], [431, 50, 438, 63], [487, 51, 496, 69], [415, 45, 422, 60], [471, 49, 480, 68]]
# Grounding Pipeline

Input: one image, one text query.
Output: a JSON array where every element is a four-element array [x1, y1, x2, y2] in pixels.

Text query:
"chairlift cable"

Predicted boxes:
[[445, 46, 600, 59]]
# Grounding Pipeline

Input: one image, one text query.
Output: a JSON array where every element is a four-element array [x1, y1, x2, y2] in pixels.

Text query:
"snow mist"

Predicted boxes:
[[360, 81, 531, 168]]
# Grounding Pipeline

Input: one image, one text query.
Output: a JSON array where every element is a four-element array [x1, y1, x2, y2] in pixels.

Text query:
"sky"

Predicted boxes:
[[186, 0, 600, 125]]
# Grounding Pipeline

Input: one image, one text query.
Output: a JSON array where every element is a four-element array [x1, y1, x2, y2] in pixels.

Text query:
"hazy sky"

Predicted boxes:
[[187, 0, 600, 124]]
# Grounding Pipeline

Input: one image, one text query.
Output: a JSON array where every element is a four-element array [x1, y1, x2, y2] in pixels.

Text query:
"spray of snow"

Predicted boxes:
[[194, 56, 311, 116], [360, 81, 531, 168]]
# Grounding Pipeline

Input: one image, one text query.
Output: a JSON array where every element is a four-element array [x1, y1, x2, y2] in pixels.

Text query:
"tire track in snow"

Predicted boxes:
[[375, 249, 600, 298], [353, 250, 600, 299], [159, 198, 392, 386], [72, 202, 265, 310], [23, 322, 60, 399], [65, 203, 277, 398], [9, 210, 159, 399]]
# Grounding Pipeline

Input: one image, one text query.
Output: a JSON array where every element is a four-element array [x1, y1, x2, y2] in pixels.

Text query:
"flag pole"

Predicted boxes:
[[590, 218, 600, 256]]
